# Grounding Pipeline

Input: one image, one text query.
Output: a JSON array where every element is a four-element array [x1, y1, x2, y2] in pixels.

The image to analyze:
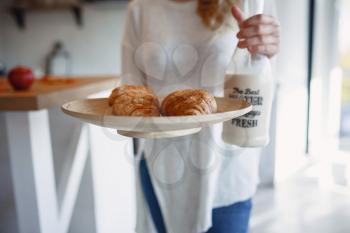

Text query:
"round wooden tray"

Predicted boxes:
[[61, 97, 252, 138]]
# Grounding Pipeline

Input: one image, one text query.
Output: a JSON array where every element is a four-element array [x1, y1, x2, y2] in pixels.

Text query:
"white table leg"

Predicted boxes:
[[4, 110, 91, 233], [4, 108, 132, 233], [4, 110, 59, 233]]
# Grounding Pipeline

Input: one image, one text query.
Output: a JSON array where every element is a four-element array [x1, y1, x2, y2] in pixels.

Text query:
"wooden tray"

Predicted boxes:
[[61, 97, 252, 138]]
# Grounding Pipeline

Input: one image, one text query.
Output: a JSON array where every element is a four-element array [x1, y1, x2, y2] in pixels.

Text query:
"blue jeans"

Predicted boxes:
[[140, 158, 252, 233]]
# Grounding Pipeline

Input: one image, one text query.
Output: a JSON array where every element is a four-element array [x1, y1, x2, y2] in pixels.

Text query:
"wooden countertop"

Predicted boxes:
[[0, 76, 119, 111]]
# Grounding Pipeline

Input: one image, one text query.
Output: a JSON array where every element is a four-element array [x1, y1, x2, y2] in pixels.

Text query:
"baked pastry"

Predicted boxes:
[[108, 85, 160, 116], [161, 89, 217, 116]]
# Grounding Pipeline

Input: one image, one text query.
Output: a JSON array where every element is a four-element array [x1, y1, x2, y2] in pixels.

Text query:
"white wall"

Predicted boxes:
[[0, 11, 19, 233], [1, 2, 127, 75], [0, 12, 4, 61], [0, 114, 19, 233], [309, 0, 341, 153], [307, 0, 346, 187], [272, 0, 310, 182], [0, 34, 3, 61]]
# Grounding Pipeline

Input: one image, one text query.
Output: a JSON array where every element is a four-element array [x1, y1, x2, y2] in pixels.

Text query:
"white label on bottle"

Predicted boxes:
[[222, 74, 273, 147]]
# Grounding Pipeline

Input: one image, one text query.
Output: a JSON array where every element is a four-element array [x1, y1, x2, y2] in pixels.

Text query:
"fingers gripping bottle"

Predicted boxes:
[[222, 0, 274, 147]]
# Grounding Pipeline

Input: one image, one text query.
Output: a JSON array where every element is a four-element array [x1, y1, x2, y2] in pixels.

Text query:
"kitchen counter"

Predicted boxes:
[[0, 76, 118, 111]]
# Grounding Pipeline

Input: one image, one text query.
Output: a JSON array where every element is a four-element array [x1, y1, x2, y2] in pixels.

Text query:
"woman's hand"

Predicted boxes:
[[231, 5, 280, 58]]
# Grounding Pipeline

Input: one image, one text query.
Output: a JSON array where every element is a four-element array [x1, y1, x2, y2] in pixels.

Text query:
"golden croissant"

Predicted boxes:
[[108, 85, 161, 116], [161, 89, 217, 116]]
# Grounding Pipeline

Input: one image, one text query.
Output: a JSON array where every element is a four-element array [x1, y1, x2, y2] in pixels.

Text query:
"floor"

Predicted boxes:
[[250, 171, 350, 233], [3, 156, 350, 233]]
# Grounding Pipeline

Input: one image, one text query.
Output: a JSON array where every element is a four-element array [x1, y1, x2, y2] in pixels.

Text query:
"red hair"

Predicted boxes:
[[197, 0, 234, 30]]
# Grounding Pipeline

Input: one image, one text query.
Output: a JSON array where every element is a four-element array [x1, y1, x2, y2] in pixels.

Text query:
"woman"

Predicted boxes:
[[121, 0, 280, 232]]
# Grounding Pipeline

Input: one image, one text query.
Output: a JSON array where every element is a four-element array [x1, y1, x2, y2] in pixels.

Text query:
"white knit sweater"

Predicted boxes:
[[120, 0, 274, 232]]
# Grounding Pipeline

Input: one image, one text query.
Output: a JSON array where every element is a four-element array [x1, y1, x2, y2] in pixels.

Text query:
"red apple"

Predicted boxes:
[[8, 66, 35, 91]]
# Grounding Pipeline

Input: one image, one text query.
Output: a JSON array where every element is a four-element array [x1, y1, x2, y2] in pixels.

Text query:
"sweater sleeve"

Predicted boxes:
[[121, 1, 146, 85]]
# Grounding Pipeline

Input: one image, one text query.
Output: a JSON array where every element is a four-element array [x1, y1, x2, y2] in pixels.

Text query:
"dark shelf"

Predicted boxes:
[[9, 2, 83, 30]]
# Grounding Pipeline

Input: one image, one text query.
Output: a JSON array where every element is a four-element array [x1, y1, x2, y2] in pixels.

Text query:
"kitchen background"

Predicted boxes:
[[0, 1, 133, 233], [0, 0, 350, 233]]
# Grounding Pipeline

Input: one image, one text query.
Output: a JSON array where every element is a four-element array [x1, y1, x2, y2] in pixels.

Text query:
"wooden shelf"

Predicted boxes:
[[10, 2, 83, 29]]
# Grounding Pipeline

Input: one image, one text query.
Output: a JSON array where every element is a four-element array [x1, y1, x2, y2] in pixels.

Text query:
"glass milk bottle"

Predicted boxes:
[[222, 0, 274, 147]]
